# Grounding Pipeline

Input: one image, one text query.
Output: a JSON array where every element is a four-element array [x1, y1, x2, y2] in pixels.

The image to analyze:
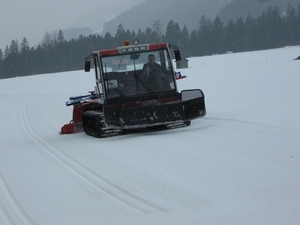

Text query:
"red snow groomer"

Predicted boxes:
[[61, 40, 206, 137]]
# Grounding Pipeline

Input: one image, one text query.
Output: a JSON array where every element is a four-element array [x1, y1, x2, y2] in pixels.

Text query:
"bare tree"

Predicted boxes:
[[42, 31, 52, 48], [152, 19, 164, 42]]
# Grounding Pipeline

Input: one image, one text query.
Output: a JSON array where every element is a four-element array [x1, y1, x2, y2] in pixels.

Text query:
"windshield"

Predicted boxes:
[[100, 50, 176, 98]]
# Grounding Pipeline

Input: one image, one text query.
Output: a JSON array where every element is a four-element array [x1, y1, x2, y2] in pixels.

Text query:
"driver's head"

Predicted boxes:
[[148, 54, 155, 65]]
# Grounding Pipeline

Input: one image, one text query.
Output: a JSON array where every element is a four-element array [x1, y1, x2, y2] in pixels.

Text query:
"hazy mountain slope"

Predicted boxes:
[[72, 0, 144, 32], [218, 0, 300, 22], [102, 0, 232, 35]]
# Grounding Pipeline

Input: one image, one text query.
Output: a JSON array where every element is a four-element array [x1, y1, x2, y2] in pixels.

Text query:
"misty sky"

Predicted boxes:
[[0, 0, 144, 50]]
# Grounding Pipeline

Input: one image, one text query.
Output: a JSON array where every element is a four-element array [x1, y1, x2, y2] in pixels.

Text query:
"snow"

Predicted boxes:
[[1, 46, 300, 225]]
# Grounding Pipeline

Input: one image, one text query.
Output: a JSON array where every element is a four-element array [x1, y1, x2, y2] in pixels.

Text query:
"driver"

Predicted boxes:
[[142, 54, 171, 91], [142, 54, 162, 79]]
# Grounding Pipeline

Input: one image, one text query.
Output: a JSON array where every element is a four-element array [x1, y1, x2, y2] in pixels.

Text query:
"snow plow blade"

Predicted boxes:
[[104, 89, 205, 128], [60, 122, 76, 134]]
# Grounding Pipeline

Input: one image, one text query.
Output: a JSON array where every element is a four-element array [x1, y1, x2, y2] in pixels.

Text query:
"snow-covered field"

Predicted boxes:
[[1, 46, 300, 225]]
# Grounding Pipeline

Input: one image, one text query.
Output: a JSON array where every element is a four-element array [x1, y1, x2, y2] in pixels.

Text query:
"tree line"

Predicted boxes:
[[1, 4, 300, 79]]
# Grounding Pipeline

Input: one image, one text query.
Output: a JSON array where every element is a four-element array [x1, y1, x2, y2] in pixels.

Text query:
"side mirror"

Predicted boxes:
[[85, 61, 91, 72], [174, 50, 181, 61]]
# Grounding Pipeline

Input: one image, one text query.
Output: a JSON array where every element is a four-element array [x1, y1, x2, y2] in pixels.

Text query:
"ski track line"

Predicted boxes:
[[0, 98, 6, 111], [20, 99, 167, 214], [0, 182, 17, 225], [17, 100, 94, 224], [0, 169, 37, 225], [0, 99, 39, 225]]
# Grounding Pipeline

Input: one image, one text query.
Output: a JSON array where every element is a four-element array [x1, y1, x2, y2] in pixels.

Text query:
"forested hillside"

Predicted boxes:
[[1, 4, 300, 79], [102, 0, 232, 35]]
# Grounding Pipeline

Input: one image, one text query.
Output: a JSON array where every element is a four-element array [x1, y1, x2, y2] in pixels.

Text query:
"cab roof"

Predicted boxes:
[[95, 43, 169, 57]]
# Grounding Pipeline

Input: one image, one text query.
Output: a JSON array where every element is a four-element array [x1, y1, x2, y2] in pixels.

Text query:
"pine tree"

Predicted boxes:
[[224, 19, 236, 51], [0, 49, 3, 61], [0, 49, 3, 78], [258, 6, 283, 49], [179, 25, 189, 56], [115, 23, 126, 45], [4, 45, 10, 58], [19, 37, 31, 75], [165, 20, 181, 46], [244, 15, 257, 50], [165, 20, 176, 44], [189, 29, 199, 56], [271, 6, 284, 47], [235, 17, 245, 51], [211, 16, 225, 54], [103, 32, 113, 48], [57, 30, 65, 44], [285, 4, 297, 44], [296, 3, 300, 42], [20, 37, 30, 53], [144, 27, 154, 43], [198, 16, 213, 55], [4, 39, 21, 77], [9, 39, 19, 54]]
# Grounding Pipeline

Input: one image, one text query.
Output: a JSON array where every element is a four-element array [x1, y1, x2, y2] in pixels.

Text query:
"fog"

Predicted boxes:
[[0, 0, 145, 50]]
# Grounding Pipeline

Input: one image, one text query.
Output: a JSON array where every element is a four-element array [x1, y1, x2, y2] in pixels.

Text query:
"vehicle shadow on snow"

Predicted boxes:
[[61, 119, 213, 141], [110, 121, 212, 140]]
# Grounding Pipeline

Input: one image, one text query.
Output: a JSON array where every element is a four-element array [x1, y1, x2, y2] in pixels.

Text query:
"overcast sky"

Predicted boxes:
[[0, 0, 144, 50]]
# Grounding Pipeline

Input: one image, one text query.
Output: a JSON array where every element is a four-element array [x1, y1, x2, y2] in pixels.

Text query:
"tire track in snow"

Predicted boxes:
[[203, 116, 300, 208], [20, 100, 167, 214], [204, 116, 300, 139]]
